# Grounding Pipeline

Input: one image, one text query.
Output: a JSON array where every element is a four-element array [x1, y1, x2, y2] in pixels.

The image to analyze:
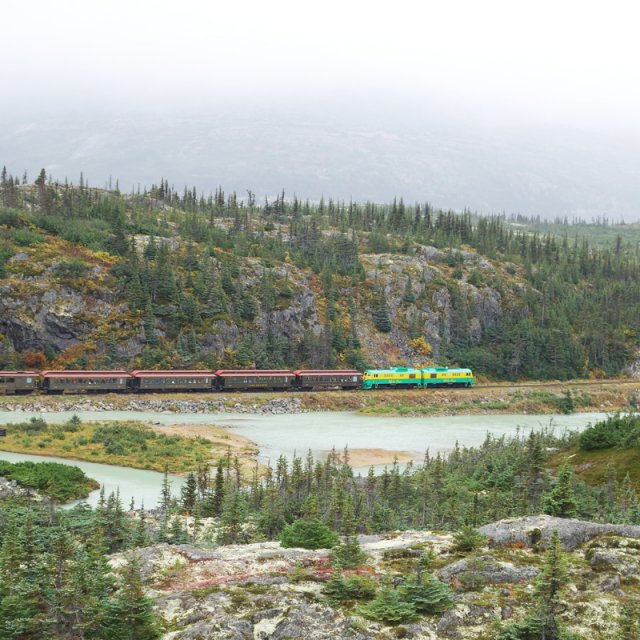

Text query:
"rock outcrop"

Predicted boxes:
[[479, 514, 640, 550], [0, 476, 40, 500], [111, 520, 640, 639]]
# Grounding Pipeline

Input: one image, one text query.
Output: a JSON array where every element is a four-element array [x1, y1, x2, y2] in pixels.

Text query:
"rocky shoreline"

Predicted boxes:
[[0, 396, 306, 415]]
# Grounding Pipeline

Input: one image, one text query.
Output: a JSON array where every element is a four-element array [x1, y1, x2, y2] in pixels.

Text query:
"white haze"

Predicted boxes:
[[2, 0, 640, 217]]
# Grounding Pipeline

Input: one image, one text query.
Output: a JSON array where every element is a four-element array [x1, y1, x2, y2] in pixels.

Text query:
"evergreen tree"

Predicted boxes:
[[359, 577, 418, 625], [372, 287, 392, 333], [103, 554, 159, 640], [543, 462, 578, 518], [532, 529, 568, 640], [280, 518, 338, 550], [400, 555, 453, 615], [181, 472, 197, 515]]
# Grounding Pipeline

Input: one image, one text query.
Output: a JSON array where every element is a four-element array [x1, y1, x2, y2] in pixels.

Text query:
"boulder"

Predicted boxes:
[[479, 515, 640, 550]]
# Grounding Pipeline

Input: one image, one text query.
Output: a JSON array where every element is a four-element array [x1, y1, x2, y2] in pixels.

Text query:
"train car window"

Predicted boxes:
[[431, 374, 437, 379]]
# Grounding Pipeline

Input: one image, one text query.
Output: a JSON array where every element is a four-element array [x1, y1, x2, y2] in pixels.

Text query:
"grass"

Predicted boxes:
[[548, 447, 640, 488], [0, 419, 217, 474]]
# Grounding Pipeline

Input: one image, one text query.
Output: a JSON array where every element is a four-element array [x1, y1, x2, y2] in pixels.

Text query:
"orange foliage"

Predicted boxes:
[[23, 351, 47, 369]]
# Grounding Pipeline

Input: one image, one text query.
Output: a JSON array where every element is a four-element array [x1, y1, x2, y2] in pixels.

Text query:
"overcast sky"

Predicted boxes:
[[3, 0, 640, 132]]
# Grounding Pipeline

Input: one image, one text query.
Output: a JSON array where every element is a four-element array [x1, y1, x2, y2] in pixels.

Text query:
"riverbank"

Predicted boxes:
[[0, 379, 636, 417]]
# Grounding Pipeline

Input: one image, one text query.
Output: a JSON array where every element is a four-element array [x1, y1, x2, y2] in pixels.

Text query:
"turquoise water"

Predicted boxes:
[[0, 449, 183, 507], [0, 409, 606, 487]]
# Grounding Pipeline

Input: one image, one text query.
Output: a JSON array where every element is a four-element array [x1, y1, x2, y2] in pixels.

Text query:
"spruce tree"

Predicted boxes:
[[103, 555, 159, 640], [532, 529, 568, 640], [358, 577, 418, 625], [543, 462, 578, 518], [372, 287, 392, 332], [181, 472, 197, 515]]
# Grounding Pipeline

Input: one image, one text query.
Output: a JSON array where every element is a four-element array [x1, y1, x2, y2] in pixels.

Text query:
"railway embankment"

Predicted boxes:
[[0, 395, 305, 415], [0, 379, 637, 416]]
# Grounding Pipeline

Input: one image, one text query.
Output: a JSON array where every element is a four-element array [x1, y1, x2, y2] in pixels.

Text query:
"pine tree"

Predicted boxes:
[[402, 276, 416, 303], [401, 555, 453, 615], [131, 504, 152, 548], [143, 301, 159, 345], [159, 466, 172, 513], [372, 287, 392, 333], [527, 530, 568, 640], [543, 462, 578, 518], [103, 555, 159, 640], [181, 472, 197, 515]]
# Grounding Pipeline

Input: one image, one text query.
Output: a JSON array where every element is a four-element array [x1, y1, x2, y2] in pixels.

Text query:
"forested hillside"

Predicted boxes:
[[1, 166, 639, 380]]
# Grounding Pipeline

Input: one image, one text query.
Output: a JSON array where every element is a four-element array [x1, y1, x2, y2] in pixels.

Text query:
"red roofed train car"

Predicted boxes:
[[0, 371, 38, 395], [130, 370, 215, 392], [215, 369, 294, 391], [40, 370, 131, 394], [293, 369, 363, 391]]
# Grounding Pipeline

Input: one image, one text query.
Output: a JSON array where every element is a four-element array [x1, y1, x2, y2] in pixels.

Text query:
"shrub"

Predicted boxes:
[[0, 208, 21, 227], [9, 417, 49, 434], [279, 518, 339, 550], [579, 414, 640, 451], [0, 460, 93, 501], [322, 572, 377, 604], [11, 228, 44, 246], [63, 415, 82, 432], [53, 258, 91, 279]]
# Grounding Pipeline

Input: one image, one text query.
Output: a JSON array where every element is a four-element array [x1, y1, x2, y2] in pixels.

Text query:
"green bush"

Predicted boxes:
[[7, 417, 49, 434], [358, 584, 418, 625], [63, 415, 82, 432], [0, 460, 94, 502], [11, 228, 44, 246], [279, 518, 339, 549], [578, 414, 640, 450], [53, 259, 91, 279], [322, 572, 377, 604], [34, 214, 112, 249], [0, 208, 21, 227]]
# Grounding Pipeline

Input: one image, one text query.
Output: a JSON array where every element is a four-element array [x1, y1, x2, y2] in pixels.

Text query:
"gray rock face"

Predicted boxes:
[[0, 284, 120, 352], [479, 515, 640, 550], [436, 594, 500, 638], [438, 555, 538, 585], [174, 617, 253, 640]]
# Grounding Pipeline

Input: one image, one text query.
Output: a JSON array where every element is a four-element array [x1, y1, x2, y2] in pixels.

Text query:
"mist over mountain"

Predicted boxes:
[[3, 110, 640, 220]]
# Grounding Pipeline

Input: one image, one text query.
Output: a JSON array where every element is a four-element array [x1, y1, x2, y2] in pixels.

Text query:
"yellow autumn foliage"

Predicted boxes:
[[409, 336, 432, 356]]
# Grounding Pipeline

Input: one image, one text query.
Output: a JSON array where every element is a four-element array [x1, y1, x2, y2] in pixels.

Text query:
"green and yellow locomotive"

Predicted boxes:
[[362, 366, 474, 390]]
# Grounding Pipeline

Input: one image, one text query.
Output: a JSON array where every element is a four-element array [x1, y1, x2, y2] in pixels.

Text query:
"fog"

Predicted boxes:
[[2, 0, 640, 217]]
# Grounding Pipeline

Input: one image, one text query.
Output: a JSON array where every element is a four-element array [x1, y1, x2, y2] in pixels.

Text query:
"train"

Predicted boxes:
[[0, 366, 474, 395]]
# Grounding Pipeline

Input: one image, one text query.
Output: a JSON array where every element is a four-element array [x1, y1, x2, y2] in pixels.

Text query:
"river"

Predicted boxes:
[[0, 410, 607, 504]]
